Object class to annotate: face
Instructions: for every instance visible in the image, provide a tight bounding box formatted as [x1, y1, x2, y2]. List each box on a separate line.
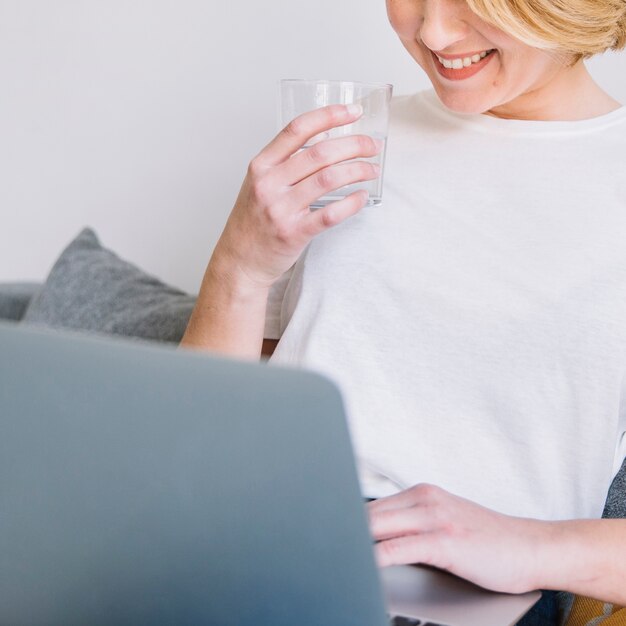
[386, 0, 577, 119]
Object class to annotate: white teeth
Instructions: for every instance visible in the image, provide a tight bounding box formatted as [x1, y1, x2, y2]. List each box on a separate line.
[436, 50, 493, 69]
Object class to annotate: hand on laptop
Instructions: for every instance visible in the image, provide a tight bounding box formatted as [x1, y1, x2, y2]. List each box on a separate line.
[370, 484, 626, 605]
[368, 484, 552, 595]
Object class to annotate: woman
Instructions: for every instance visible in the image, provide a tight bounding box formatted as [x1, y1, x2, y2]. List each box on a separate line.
[181, 0, 626, 622]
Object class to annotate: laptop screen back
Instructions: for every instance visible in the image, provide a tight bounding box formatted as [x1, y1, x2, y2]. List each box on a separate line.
[0, 323, 388, 626]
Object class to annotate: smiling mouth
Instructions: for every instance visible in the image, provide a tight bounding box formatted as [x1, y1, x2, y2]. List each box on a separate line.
[429, 47, 497, 81]
[434, 49, 496, 69]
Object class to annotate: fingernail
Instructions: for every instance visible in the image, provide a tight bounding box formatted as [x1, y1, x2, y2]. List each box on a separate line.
[346, 103, 363, 117]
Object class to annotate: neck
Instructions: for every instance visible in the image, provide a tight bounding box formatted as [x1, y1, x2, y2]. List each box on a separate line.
[484, 61, 622, 121]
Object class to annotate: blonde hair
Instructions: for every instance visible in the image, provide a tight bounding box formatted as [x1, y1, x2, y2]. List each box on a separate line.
[465, 0, 626, 64]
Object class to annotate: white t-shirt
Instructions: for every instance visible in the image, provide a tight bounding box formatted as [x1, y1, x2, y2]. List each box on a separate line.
[265, 88, 626, 521]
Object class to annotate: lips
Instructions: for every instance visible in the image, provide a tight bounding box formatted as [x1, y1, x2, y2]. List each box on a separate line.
[430, 48, 496, 81]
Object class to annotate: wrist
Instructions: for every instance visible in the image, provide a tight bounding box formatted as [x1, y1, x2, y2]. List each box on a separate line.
[204, 244, 273, 302]
[180, 247, 270, 358]
[529, 520, 597, 593]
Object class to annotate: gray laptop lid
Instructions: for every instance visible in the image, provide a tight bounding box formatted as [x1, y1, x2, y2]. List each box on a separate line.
[0, 322, 388, 626]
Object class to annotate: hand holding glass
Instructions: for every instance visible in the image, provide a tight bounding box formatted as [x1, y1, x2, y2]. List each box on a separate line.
[279, 79, 393, 208]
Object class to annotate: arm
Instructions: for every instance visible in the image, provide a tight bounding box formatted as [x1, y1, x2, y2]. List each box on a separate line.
[179, 249, 271, 360]
[541, 518, 626, 603]
[179, 103, 382, 360]
[368, 484, 626, 605]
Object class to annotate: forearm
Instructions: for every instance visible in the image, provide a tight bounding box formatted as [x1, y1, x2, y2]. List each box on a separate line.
[537, 519, 626, 604]
[179, 250, 270, 361]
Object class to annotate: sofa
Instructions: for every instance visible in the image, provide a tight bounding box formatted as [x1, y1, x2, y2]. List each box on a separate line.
[2, 226, 625, 521]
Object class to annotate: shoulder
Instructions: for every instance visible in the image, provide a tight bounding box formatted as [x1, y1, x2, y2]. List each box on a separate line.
[390, 90, 433, 121]
[386, 89, 459, 158]
[388, 88, 465, 139]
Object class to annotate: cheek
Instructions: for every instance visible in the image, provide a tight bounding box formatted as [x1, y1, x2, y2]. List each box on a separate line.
[386, 0, 420, 40]
[497, 49, 549, 86]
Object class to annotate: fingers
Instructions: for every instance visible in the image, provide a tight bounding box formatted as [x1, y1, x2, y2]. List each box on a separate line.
[369, 484, 446, 514]
[258, 104, 364, 167]
[291, 159, 380, 214]
[374, 533, 446, 568]
[280, 134, 384, 187]
[367, 486, 454, 569]
[370, 506, 438, 542]
[369, 493, 418, 515]
[302, 190, 370, 237]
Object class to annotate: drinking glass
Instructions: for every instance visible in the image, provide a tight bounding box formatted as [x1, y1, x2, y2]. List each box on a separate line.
[278, 79, 393, 208]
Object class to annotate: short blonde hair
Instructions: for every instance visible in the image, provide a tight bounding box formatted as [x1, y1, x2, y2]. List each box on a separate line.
[465, 0, 626, 64]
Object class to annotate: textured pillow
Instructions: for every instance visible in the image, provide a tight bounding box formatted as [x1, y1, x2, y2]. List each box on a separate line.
[604, 457, 626, 519]
[0, 282, 41, 321]
[22, 228, 196, 343]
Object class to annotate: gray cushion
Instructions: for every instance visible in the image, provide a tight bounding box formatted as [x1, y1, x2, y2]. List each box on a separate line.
[604, 458, 626, 519]
[22, 228, 196, 343]
[0, 282, 41, 321]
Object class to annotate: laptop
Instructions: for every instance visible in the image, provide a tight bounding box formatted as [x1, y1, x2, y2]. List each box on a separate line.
[0, 321, 540, 626]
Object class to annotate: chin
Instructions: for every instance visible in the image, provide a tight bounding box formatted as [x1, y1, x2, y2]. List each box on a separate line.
[434, 88, 494, 115]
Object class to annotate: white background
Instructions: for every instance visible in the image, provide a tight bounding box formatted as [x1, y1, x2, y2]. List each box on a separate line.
[1, 1, 625, 293]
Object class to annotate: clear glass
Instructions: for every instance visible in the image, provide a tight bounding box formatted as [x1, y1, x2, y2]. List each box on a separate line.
[278, 79, 393, 208]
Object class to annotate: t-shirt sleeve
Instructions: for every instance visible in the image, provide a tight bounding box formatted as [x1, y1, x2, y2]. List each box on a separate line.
[263, 266, 294, 340]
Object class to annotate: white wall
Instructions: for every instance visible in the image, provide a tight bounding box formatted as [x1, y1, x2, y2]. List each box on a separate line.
[1, 1, 625, 293]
